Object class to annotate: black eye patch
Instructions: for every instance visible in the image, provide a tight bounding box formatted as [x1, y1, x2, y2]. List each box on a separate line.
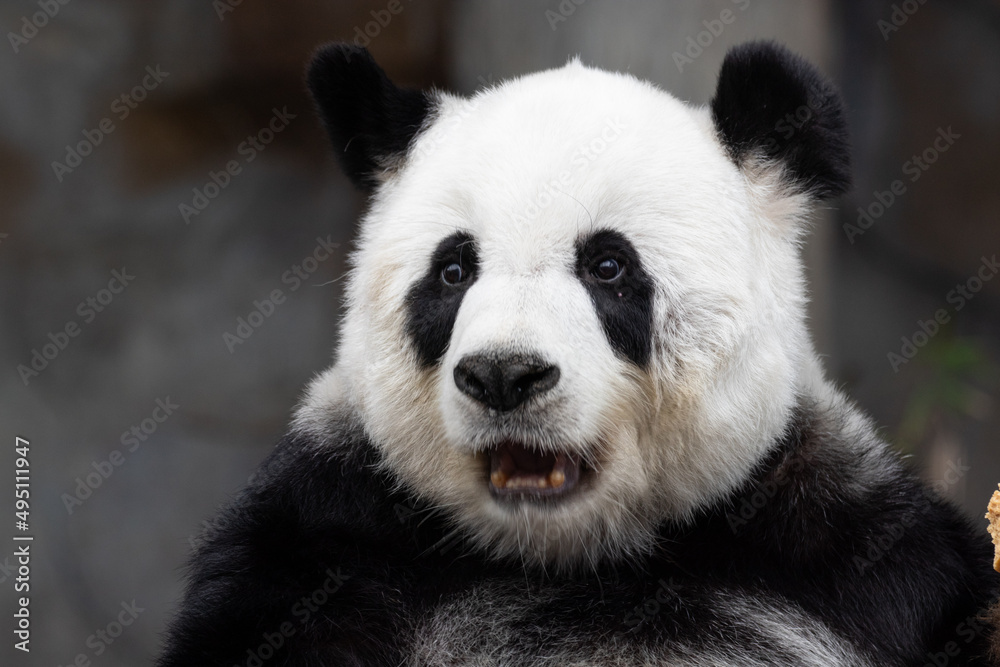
[405, 232, 479, 366]
[575, 230, 653, 367]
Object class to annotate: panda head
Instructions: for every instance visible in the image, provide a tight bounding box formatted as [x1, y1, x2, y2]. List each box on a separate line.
[299, 42, 850, 568]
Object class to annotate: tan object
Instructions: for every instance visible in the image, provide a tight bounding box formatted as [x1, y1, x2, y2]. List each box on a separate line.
[986, 486, 1000, 573]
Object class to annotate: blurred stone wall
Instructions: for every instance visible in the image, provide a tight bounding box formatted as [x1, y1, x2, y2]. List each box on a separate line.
[0, 1, 449, 664]
[831, 1, 1000, 508]
[0, 1, 996, 665]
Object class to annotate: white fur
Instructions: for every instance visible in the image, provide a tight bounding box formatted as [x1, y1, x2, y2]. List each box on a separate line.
[406, 583, 873, 666]
[296, 59, 820, 568]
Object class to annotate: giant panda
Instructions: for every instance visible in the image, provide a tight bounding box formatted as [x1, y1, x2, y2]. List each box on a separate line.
[158, 41, 999, 666]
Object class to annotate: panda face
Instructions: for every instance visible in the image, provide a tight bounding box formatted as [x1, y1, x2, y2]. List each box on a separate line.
[302, 44, 850, 567]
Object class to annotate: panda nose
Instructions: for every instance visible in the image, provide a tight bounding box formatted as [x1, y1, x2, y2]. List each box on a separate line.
[454, 354, 560, 412]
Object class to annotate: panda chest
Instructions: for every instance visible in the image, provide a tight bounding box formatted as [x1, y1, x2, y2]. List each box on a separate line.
[403, 580, 869, 667]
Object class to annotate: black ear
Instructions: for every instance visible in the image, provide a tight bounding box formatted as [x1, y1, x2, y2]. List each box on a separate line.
[711, 41, 850, 199]
[307, 43, 433, 191]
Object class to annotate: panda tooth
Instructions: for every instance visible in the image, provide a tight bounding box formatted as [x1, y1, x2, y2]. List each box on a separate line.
[491, 471, 508, 488]
[504, 475, 549, 489]
[549, 470, 565, 488]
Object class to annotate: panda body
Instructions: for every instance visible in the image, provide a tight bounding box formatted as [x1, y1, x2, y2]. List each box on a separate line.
[159, 43, 997, 666]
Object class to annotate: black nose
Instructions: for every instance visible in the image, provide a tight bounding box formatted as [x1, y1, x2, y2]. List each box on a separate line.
[454, 354, 560, 412]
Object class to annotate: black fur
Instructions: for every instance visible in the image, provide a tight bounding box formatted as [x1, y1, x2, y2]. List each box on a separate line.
[575, 229, 654, 367]
[697, 404, 997, 664]
[405, 232, 479, 366]
[711, 41, 851, 199]
[307, 43, 433, 191]
[157, 400, 998, 665]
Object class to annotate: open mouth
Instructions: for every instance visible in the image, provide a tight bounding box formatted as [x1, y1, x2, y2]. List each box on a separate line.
[488, 441, 583, 499]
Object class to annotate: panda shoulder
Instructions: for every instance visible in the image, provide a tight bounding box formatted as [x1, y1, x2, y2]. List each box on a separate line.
[190, 416, 418, 573]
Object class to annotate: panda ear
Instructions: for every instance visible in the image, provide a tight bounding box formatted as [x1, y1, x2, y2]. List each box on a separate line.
[307, 43, 434, 191]
[710, 41, 851, 199]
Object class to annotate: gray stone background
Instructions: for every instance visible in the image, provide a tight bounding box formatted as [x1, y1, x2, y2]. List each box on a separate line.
[0, 0, 998, 664]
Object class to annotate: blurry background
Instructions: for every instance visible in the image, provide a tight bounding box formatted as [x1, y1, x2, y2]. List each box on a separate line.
[0, 0, 998, 664]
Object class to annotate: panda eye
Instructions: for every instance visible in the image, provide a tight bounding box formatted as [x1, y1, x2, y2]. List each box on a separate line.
[592, 257, 624, 282]
[441, 262, 468, 286]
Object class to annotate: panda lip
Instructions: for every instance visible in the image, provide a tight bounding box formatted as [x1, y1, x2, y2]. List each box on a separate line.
[487, 441, 582, 498]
